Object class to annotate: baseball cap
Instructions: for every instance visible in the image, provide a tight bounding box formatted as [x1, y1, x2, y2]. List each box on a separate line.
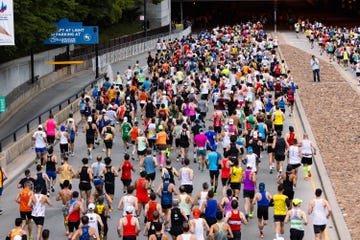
[87, 117, 92, 122]
[102, 109, 106, 113]
[123, 117, 128, 122]
[229, 119, 234, 124]
[246, 162, 252, 168]
[38, 124, 43, 129]
[158, 125, 164, 130]
[88, 203, 95, 210]
[193, 208, 201, 218]
[293, 198, 302, 206]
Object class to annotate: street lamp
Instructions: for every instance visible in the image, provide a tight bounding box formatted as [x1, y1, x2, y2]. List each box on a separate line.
[274, 0, 278, 33]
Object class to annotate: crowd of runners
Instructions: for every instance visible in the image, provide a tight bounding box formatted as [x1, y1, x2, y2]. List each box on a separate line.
[294, 19, 360, 85]
[3, 22, 334, 240]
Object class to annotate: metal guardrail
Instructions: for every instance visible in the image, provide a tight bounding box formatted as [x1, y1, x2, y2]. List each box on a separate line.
[0, 74, 105, 153]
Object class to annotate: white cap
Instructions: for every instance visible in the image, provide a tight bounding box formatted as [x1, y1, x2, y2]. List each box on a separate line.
[125, 205, 134, 214]
[87, 117, 92, 122]
[123, 117, 128, 122]
[88, 203, 95, 210]
[229, 119, 234, 124]
[14, 236, 22, 240]
[38, 124, 43, 129]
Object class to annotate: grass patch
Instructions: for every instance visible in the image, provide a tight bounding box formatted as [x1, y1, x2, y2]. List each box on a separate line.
[99, 21, 143, 42]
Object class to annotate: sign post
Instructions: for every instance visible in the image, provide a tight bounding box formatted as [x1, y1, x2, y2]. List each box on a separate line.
[0, 96, 6, 112]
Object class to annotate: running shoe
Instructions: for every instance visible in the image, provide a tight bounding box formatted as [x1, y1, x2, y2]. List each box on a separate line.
[51, 186, 55, 192]
[0, 209, 3, 215]
[249, 212, 254, 218]
[260, 232, 264, 238]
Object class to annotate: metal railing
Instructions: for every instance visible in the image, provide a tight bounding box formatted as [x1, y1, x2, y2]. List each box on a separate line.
[0, 74, 105, 152]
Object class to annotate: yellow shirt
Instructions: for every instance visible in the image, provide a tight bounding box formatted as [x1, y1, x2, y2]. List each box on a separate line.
[0, 169, 3, 188]
[230, 166, 243, 183]
[273, 194, 287, 216]
[60, 163, 72, 184]
[274, 110, 283, 125]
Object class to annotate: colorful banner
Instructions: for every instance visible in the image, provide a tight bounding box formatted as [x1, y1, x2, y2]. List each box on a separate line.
[0, 0, 14, 45]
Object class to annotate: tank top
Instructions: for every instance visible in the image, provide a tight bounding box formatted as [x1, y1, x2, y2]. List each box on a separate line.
[290, 209, 304, 231]
[147, 201, 158, 222]
[121, 161, 132, 180]
[198, 191, 208, 210]
[180, 168, 192, 186]
[287, 132, 295, 145]
[289, 146, 301, 165]
[214, 112, 222, 127]
[144, 156, 155, 174]
[230, 166, 242, 183]
[161, 182, 172, 206]
[59, 163, 72, 184]
[193, 218, 205, 240]
[46, 119, 56, 136]
[59, 131, 68, 144]
[180, 130, 189, 143]
[46, 154, 56, 172]
[123, 215, 136, 236]
[301, 140, 313, 157]
[257, 191, 269, 206]
[68, 199, 80, 221]
[312, 199, 327, 225]
[104, 166, 115, 184]
[36, 173, 47, 194]
[274, 110, 283, 125]
[10, 228, 23, 240]
[136, 178, 149, 202]
[223, 196, 233, 216]
[205, 199, 218, 218]
[171, 208, 183, 227]
[86, 123, 95, 137]
[227, 142, 239, 157]
[243, 170, 255, 191]
[165, 166, 175, 184]
[19, 188, 32, 212]
[283, 172, 294, 192]
[137, 136, 147, 151]
[179, 194, 191, 216]
[86, 212, 99, 234]
[122, 195, 136, 216]
[265, 97, 273, 113]
[228, 210, 242, 231]
[148, 221, 162, 237]
[258, 123, 266, 141]
[32, 194, 45, 217]
[221, 159, 230, 179]
[214, 222, 228, 240]
[273, 194, 287, 216]
[181, 233, 192, 240]
[275, 137, 286, 156]
[80, 166, 90, 182]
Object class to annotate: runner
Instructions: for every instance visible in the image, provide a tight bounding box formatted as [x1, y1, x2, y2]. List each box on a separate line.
[176, 222, 196, 240]
[66, 114, 77, 157]
[193, 128, 209, 171]
[100, 157, 118, 200]
[209, 211, 234, 240]
[95, 196, 110, 240]
[242, 163, 256, 220]
[178, 159, 194, 195]
[270, 183, 290, 240]
[165, 199, 188, 239]
[308, 188, 332, 240]
[71, 215, 100, 240]
[56, 156, 75, 189]
[118, 154, 135, 193]
[32, 125, 47, 164]
[91, 155, 105, 180]
[189, 208, 209, 240]
[33, 164, 50, 196]
[29, 185, 53, 240]
[144, 192, 163, 223]
[83, 117, 98, 160]
[120, 117, 132, 152]
[67, 191, 85, 240]
[285, 199, 308, 240]
[101, 123, 115, 157]
[287, 139, 302, 177]
[224, 199, 248, 240]
[135, 170, 150, 216]
[143, 149, 158, 188]
[117, 186, 138, 217]
[277, 165, 297, 209]
[206, 147, 221, 193]
[148, 216, 167, 240]
[6, 218, 28, 240]
[299, 134, 316, 181]
[272, 131, 289, 177]
[56, 125, 70, 160]
[252, 182, 272, 238]
[76, 158, 93, 205]
[177, 185, 193, 220]
[55, 179, 72, 235]
[156, 174, 177, 216]
[16, 181, 34, 239]
[43, 147, 57, 194]
[135, 130, 148, 167]
[229, 159, 243, 198]
[44, 113, 57, 146]
[201, 190, 222, 227]
[86, 203, 104, 237]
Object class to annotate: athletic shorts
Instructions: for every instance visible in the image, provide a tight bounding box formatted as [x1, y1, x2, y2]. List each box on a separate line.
[20, 211, 32, 221]
[274, 124, 283, 133]
[301, 156, 313, 165]
[170, 226, 183, 237]
[230, 182, 241, 191]
[123, 236, 137, 240]
[121, 179, 132, 187]
[60, 143, 69, 153]
[290, 228, 304, 240]
[46, 170, 56, 179]
[122, 135, 131, 142]
[105, 182, 115, 195]
[79, 182, 92, 191]
[209, 170, 220, 179]
[257, 206, 269, 220]
[214, 126, 222, 133]
[146, 172, 156, 181]
[175, 139, 181, 148]
[32, 216, 45, 226]
[221, 178, 229, 186]
[229, 230, 241, 240]
[243, 190, 255, 199]
[275, 154, 286, 161]
[157, 144, 167, 151]
[205, 217, 217, 227]
[86, 136, 95, 145]
[274, 214, 286, 222]
[197, 149, 207, 157]
[137, 149, 146, 156]
[46, 136, 55, 144]
[182, 184, 193, 194]
[104, 141, 113, 149]
[35, 147, 46, 153]
[289, 163, 301, 170]
[313, 224, 326, 234]
[288, 100, 294, 106]
[68, 220, 80, 233]
[284, 190, 294, 201]
[267, 146, 274, 153]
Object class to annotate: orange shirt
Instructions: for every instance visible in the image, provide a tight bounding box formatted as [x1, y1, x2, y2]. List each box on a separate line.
[19, 188, 32, 212]
[139, 92, 147, 102]
[131, 127, 139, 141]
[156, 131, 167, 145]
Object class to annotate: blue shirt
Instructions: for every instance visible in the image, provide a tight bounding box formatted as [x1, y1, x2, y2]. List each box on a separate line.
[205, 131, 217, 150]
[207, 151, 221, 171]
[144, 156, 155, 174]
[143, 81, 151, 92]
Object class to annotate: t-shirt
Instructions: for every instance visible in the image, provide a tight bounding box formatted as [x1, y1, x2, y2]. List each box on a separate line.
[207, 151, 221, 171]
[194, 134, 207, 148]
[32, 130, 47, 148]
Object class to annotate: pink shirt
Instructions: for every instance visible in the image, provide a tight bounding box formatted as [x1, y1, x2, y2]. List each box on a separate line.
[46, 119, 56, 136]
[194, 133, 207, 148]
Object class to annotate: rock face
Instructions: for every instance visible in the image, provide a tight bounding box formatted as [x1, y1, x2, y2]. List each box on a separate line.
[279, 43, 360, 239]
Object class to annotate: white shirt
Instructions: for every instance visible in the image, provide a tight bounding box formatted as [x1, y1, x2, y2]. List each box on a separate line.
[193, 218, 205, 240]
[33, 130, 47, 148]
[86, 212, 100, 234]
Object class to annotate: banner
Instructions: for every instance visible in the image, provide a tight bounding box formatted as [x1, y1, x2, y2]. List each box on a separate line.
[0, 0, 15, 46]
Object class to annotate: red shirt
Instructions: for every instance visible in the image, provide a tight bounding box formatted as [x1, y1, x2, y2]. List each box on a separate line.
[121, 161, 132, 180]
[123, 215, 137, 236]
[221, 159, 230, 179]
[228, 210, 242, 231]
[136, 178, 150, 204]
[147, 201, 158, 222]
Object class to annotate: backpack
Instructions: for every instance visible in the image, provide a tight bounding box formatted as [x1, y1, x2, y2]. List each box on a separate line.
[80, 226, 90, 240]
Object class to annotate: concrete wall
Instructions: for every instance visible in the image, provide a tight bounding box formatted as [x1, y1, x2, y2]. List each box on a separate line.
[0, 47, 67, 97]
[147, 0, 171, 28]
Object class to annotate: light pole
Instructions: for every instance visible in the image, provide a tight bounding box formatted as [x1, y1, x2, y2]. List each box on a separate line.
[144, 0, 147, 38]
[274, 0, 277, 33]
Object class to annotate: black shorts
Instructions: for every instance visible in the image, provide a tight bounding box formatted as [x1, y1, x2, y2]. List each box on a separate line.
[289, 163, 301, 170]
[79, 182, 92, 191]
[288, 100, 294, 106]
[221, 178, 229, 186]
[182, 184, 193, 194]
[290, 228, 305, 240]
[68, 220, 80, 233]
[274, 124, 283, 133]
[161, 204, 172, 210]
[105, 182, 115, 195]
[137, 149, 146, 156]
[205, 217, 217, 227]
[32, 216, 45, 226]
[86, 136, 95, 145]
[180, 142, 190, 148]
[47, 136, 55, 144]
[243, 190, 255, 199]
[230, 182, 241, 191]
[123, 237, 137, 240]
[60, 182, 72, 190]
[170, 226, 183, 237]
[121, 179, 132, 187]
[284, 189, 294, 201]
[275, 154, 286, 161]
[146, 172, 156, 181]
[60, 143, 69, 153]
[104, 141, 113, 149]
[257, 206, 269, 220]
[267, 145, 274, 153]
[175, 139, 181, 148]
[313, 224, 326, 234]
[229, 230, 241, 240]
[157, 144, 167, 151]
[189, 115, 196, 122]
[301, 156, 312, 165]
[209, 170, 220, 179]
[274, 215, 286, 222]
[214, 126, 222, 133]
[20, 211, 32, 221]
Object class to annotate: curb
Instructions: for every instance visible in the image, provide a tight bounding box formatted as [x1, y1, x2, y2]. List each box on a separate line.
[275, 32, 352, 240]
